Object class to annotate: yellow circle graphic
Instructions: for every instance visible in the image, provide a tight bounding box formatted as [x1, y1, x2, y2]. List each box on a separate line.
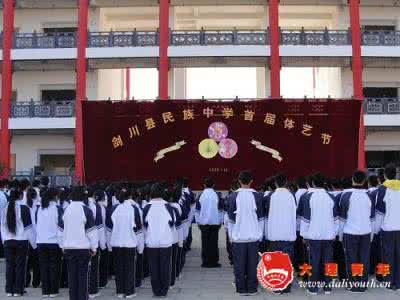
[198, 139, 219, 159]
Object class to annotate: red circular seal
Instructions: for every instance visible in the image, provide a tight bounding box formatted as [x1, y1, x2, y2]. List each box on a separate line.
[257, 251, 294, 292]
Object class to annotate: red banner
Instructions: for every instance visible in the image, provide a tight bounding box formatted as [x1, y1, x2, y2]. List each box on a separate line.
[82, 99, 361, 189]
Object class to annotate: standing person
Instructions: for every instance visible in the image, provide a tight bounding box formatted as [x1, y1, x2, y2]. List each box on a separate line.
[106, 188, 143, 298]
[143, 183, 175, 298]
[0, 179, 9, 260]
[297, 173, 339, 295]
[375, 164, 400, 290]
[367, 174, 381, 277]
[131, 188, 145, 289]
[195, 177, 223, 268]
[227, 171, 265, 296]
[58, 188, 70, 289]
[58, 186, 98, 300]
[264, 173, 297, 294]
[35, 188, 62, 298]
[1, 188, 37, 297]
[94, 190, 109, 290]
[338, 170, 375, 293]
[294, 176, 308, 272]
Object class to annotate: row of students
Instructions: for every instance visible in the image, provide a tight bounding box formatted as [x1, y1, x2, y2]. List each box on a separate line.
[0, 179, 195, 299]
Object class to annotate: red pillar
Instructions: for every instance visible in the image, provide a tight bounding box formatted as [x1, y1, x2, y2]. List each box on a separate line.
[158, 0, 169, 100]
[125, 68, 131, 100]
[349, 0, 365, 169]
[1, 0, 15, 178]
[268, 0, 280, 98]
[75, 0, 89, 183]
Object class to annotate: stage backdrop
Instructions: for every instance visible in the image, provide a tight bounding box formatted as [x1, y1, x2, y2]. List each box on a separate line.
[82, 99, 362, 189]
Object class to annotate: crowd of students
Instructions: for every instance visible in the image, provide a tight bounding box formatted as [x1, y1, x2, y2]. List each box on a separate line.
[0, 177, 195, 299]
[0, 164, 400, 299]
[194, 164, 400, 295]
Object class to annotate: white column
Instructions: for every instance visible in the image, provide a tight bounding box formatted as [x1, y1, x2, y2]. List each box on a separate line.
[174, 68, 187, 99]
[256, 5, 270, 98]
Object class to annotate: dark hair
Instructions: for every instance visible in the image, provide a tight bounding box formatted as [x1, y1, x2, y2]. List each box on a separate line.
[20, 178, 30, 191]
[150, 183, 165, 199]
[41, 188, 58, 209]
[40, 176, 49, 187]
[0, 179, 8, 189]
[94, 190, 105, 203]
[368, 175, 379, 188]
[32, 179, 40, 188]
[341, 176, 353, 189]
[295, 176, 307, 189]
[312, 173, 326, 188]
[118, 188, 129, 203]
[275, 173, 287, 188]
[204, 177, 214, 188]
[7, 189, 21, 235]
[59, 188, 70, 207]
[377, 168, 385, 184]
[384, 163, 397, 180]
[353, 170, 367, 185]
[70, 186, 84, 202]
[330, 178, 342, 190]
[26, 187, 37, 208]
[238, 170, 253, 185]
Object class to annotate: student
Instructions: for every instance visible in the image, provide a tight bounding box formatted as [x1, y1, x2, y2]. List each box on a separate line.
[58, 186, 98, 300]
[94, 190, 109, 290]
[35, 188, 62, 297]
[1, 188, 37, 297]
[264, 173, 297, 294]
[143, 183, 175, 298]
[367, 174, 381, 277]
[338, 171, 375, 292]
[0, 179, 9, 260]
[223, 181, 239, 266]
[297, 173, 338, 295]
[106, 188, 143, 298]
[195, 177, 223, 268]
[227, 171, 264, 296]
[58, 188, 70, 289]
[375, 164, 400, 290]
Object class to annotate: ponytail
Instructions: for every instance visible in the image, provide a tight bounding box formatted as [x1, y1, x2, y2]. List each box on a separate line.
[26, 187, 37, 208]
[7, 189, 21, 235]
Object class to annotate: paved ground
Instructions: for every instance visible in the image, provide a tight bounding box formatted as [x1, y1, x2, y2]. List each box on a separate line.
[1, 227, 399, 299]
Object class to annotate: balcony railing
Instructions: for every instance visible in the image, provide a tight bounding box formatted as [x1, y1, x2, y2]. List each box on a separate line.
[10, 101, 75, 118]
[364, 98, 400, 114]
[12, 171, 73, 187]
[9, 29, 400, 49]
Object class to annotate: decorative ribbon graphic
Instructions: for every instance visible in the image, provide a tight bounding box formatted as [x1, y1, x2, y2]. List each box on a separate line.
[250, 140, 283, 162]
[154, 141, 186, 163]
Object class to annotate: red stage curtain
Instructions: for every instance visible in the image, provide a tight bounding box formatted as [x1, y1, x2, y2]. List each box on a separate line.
[82, 99, 361, 189]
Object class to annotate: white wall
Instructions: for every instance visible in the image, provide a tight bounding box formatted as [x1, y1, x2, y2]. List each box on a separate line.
[366, 131, 400, 151]
[12, 70, 98, 101]
[97, 69, 124, 100]
[11, 134, 74, 171]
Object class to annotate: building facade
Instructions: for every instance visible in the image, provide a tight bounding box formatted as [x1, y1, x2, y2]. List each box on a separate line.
[0, 0, 399, 184]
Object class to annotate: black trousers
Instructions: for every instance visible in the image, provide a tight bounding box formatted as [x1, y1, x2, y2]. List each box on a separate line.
[232, 242, 259, 294]
[38, 244, 61, 295]
[170, 244, 178, 287]
[65, 249, 91, 300]
[4, 241, 29, 295]
[381, 230, 400, 289]
[333, 238, 347, 279]
[225, 230, 233, 265]
[135, 252, 143, 287]
[343, 233, 370, 289]
[143, 249, 149, 278]
[60, 253, 69, 288]
[147, 247, 172, 297]
[294, 232, 305, 272]
[305, 240, 333, 293]
[199, 225, 220, 267]
[112, 247, 136, 296]
[89, 249, 100, 295]
[185, 225, 193, 251]
[99, 249, 109, 288]
[176, 246, 183, 278]
[370, 233, 382, 276]
[0, 234, 4, 258]
[26, 245, 40, 288]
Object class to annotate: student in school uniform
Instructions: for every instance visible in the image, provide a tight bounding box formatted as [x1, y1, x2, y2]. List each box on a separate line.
[375, 164, 400, 290]
[58, 186, 98, 300]
[1, 188, 37, 297]
[143, 183, 175, 298]
[227, 171, 265, 296]
[35, 188, 63, 298]
[86, 188, 105, 299]
[293, 176, 308, 272]
[297, 173, 338, 295]
[93, 190, 109, 290]
[58, 188, 70, 289]
[367, 175, 381, 276]
[0, 179, 9, 260]
[338, 171, 375, 292]
[223, 181, 239, 266]
[195, 177, 223, 268]
[264, 173, 297, 294]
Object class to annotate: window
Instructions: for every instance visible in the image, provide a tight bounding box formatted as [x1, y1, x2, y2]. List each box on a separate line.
[363, 87, 398, 98]
[362, 25, 395, 31]
[41, 89, 76, 103]
[366, 151, 400, 168]
[43, 27, 77, 35]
